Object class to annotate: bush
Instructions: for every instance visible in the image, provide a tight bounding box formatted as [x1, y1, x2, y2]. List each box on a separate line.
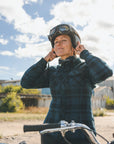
[0, 85, 41, 95]
[106, 97, 114, 109]
[93, 108, 105, 117]
[0, 92, 24, 112]
[21, 88, 41, 95]
[0, 85, 2, 93]
[0, 85, 41, 112]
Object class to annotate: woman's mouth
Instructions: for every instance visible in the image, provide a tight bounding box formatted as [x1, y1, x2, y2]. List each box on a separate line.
[58, 47, 64, 50]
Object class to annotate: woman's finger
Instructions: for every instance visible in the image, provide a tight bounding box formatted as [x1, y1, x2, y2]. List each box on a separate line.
[75, 41, 80, 49]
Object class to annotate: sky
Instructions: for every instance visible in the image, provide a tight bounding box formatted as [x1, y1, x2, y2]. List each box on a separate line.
[0, 0, 114, 80]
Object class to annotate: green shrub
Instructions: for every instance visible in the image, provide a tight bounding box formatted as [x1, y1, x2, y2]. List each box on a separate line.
[0, 85, 2, 93]
[0, 134, 3, 139]
[0, 92, 24, 112]
[0, 85, 41, 112]
[0, 85, 41, 95]
[21, 88, 41, 95]
[106, 97, 114, 109]
[0, 85, 20, 93]
[2, 85, 14, 93]
[93, 108, 105, 116]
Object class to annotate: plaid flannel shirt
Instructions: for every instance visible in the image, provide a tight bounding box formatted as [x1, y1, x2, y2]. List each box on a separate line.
[21, 50, 113, 143]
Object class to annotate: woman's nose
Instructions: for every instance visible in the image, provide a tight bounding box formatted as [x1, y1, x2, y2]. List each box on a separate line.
[55, 40, 63, 46]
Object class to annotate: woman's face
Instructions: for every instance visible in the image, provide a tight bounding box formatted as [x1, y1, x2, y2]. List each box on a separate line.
[54, 35, 74, 60]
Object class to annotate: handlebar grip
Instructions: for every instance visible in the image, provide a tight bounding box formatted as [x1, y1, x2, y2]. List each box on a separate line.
[24, 123, 61, 132]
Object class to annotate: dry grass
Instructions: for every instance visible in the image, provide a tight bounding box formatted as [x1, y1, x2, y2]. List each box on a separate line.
[0, 107, 48, 121]
[0, 113, 46, 121]
[24, 107, 49, 114]
[0, 107, 113, 122]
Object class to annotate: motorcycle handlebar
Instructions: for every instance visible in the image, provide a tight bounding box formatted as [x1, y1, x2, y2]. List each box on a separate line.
[23, 120, 114, 144]
[24, 123, 61, 132]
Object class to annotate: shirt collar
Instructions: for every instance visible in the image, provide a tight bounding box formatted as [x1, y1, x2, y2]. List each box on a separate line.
[59, 56, 80, 66]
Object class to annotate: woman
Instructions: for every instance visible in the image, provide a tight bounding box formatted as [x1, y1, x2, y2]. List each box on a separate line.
[21, 24, 113, 144]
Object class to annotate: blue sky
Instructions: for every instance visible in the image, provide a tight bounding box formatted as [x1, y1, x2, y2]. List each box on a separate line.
[0, 0, 114, 80]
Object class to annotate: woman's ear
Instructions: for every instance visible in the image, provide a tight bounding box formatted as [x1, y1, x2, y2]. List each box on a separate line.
[73, 49, 76, 55]
[72, 47, 76, 55]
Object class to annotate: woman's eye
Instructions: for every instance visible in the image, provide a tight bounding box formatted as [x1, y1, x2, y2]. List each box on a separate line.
[54, 41, 58, 44]
[54, 39, 67, 45]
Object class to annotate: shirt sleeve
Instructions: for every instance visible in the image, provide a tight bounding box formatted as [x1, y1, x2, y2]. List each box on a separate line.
[80, 50, 113, 85]
[21, 58, 50, 89]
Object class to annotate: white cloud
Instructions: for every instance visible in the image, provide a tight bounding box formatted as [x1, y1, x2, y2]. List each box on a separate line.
[0, 38, 8, 45]
[24, 0, 43, 5]
[16, 71, 24, 77]
[15, 41, 51, 58]
[49, 0, 114, 67]
[0, 51, 14, 56]
[0, 0, 114, 68]
[50, 0, 92, 26]
[0, 0, 27, 24]
[24, 0, 38, 4]
[50, 0, 114, 28]
[0, 66, 9, 70]
[15, 34, 43, 44]
[15, 17, 48, 35]
[0, 0, 47, 36]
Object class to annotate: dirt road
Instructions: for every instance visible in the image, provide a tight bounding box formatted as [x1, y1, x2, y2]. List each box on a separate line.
[0, 113, 114, 144]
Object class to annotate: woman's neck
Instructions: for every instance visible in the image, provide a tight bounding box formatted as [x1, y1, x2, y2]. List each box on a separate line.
[60, 54, 74, 60]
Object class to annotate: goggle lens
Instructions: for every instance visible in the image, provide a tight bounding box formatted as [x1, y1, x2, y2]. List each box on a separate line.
[50, 28, 56, 35]
[59, 25, 69, 32]
[50, 25, 70, 36]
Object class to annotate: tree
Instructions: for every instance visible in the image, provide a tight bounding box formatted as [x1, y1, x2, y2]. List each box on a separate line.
[0, 85, 41, 112]
[0, 92, 24, 112]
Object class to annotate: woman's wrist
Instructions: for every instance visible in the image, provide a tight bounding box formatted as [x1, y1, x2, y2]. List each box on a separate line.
[44, 56, 49, 62]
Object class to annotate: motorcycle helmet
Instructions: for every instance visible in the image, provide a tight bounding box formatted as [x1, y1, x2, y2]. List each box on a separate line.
[48, 24, 81, 48]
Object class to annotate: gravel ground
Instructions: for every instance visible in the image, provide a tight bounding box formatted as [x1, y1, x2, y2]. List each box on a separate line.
[0, 113, 114, 144]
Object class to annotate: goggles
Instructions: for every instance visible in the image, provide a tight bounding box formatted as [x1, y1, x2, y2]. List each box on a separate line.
[48, 24, 77, 41]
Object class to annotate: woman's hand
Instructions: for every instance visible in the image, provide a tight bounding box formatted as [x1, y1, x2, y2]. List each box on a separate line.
[44, 48, 57, 62]
[75, 41, 86, 55]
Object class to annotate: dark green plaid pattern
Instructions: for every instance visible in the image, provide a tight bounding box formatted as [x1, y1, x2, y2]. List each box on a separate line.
[21, 50, 113, 143]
